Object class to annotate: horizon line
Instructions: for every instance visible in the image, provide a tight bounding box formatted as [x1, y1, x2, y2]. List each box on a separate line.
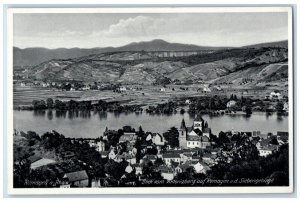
[13, 39, 288, 50]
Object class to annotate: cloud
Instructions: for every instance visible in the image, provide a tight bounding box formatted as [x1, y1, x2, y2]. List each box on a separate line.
[103, 15, 164, 37]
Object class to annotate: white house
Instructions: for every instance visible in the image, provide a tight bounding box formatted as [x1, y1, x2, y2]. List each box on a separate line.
[119, 86, 127, 92]
[185, 99, 191, 104]
[270, 91, 282, 99]
[193, 162, 210, 174]
[283, 102, 289, 112]
[151, 133, 165, 146]
[125, 164, 133, 173]
[162, 153, 181, 166]
[160, 87, 166, 92]
[96, 141, 105, 152]
[226, 100, 237, 108]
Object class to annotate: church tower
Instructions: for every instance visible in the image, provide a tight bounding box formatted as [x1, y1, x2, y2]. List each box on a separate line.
[193, 114, 204, 131]
[179, 119, 187, 149]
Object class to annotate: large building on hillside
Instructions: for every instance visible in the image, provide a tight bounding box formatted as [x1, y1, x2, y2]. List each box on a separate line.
[179, 115, 212, 149]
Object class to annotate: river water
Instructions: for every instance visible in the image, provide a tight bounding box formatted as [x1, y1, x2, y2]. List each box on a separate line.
[13, 110, 288, 138]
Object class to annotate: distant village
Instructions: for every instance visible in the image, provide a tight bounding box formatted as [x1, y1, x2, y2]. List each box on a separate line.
[16, 115, 289, 188]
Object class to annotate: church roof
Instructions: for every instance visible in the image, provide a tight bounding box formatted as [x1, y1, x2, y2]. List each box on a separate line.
[180, 119, 186, 129]
[203, 128, 211, 134]
[194, 115, 204, 122]
[187, 135, 200, 141]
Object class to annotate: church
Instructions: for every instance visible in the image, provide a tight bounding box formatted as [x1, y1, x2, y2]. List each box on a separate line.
[179, 115, 212, 149]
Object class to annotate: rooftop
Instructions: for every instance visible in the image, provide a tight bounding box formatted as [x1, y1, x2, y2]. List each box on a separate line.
[64, 170, 88, 182]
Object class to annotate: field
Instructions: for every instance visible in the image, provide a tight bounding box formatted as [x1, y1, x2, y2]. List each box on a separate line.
[13, 83, 288, 108]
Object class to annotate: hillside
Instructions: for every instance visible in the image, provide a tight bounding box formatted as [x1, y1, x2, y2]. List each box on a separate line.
[27, 43, 288, 87]
[13, 39, 227, 66]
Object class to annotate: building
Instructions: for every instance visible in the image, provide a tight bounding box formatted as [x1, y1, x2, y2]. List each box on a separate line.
[119, 86, 127, 92]
[283, 102, 289, 112]
[29, 155, 56, 170]
[258, 145, 278, 157]
[179, 116, 212, 149]
[193, 162, 211, 174]
[95, 140, 106, 152]
[162, 153, 181, 166]
[270, 91, 282, 99]
[119, 132, 137, 144]
[61, 170, 89, 188]
[145, 133, 165, 146]
[226, 100, 237, 108]
[156, 165, 174, 180]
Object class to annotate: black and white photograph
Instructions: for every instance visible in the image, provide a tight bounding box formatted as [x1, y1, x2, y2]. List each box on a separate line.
[7, 7, 294, 194]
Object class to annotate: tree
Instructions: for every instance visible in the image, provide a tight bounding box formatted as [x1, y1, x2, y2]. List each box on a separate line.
[46, 98, 53, 109]
[276, 102, 284, 112]
[245, 106, 252, 115]
[32, 100, 46, 110]
[163, 127, 179, 148]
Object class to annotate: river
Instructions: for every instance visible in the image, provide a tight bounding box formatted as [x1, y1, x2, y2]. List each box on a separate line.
[13, 110, 288, 138]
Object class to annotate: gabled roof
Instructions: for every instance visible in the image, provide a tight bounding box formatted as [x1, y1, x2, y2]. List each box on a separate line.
[203, 128, 211, 134]
[64, 170, 88, 182]
[162, 153, 181, 158]
[28, 155, 42, 163]
[143, 155, 157, 160]
[182, 153, 193, 157]
[187, 127, 193, 133]
[187, 135, 200, 141]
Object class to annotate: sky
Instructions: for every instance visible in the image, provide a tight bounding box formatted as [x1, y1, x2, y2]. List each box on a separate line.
[13, 12, 288, 49]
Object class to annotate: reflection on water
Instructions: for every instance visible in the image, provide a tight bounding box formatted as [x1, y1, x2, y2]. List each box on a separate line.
[14, 110, 289, 138]
[47, 110, 53, 120]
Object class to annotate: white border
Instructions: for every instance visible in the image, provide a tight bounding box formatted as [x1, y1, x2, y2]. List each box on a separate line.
[6, 6, 294, 195]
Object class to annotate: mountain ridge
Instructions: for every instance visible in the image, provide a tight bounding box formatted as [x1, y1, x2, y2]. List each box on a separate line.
[14, 39, 288, 66]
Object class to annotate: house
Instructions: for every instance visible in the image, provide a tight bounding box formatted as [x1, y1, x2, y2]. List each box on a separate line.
[193, 162, 211, 174]
[270, 91, 282, 99]
[108, 149, 117, 159]
[133, 164, 143, 175]
[258, 145, 278, 157]
[175, 162, 193, 175]
[119, 132, 137, 144]
[180, 153, 193, 163]
[226, 100, 237, 108]
[142, 155, 157, 164]
[202, 86, 211, 93]
[20, 82, 26, 87]
[61, 170, 89, 187]
[82, 85, 90, 91]
[283, 102, 289, 112]
[124, 153, 136, 164]
[146, 133, 165, 146]
[156, 165, 174, 181]
[29, 156, 56, 170]
[119, 86, 127, 92]
[125, 164, 133, 173]
[185, 99, 191, 104]
[95, 140, 106, 152]
[202, 153, 216, 165]
[162, 153, 181, 166]
[277, 131, 289, 144]
[160, 87, 166, 92]
[99, 151, 109, 158]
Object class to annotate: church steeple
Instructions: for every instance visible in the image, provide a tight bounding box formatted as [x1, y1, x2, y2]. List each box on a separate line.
[180, 118, 186, 129]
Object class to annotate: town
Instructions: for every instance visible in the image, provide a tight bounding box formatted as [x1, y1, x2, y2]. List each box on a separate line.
[13, 115, 289, 188]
